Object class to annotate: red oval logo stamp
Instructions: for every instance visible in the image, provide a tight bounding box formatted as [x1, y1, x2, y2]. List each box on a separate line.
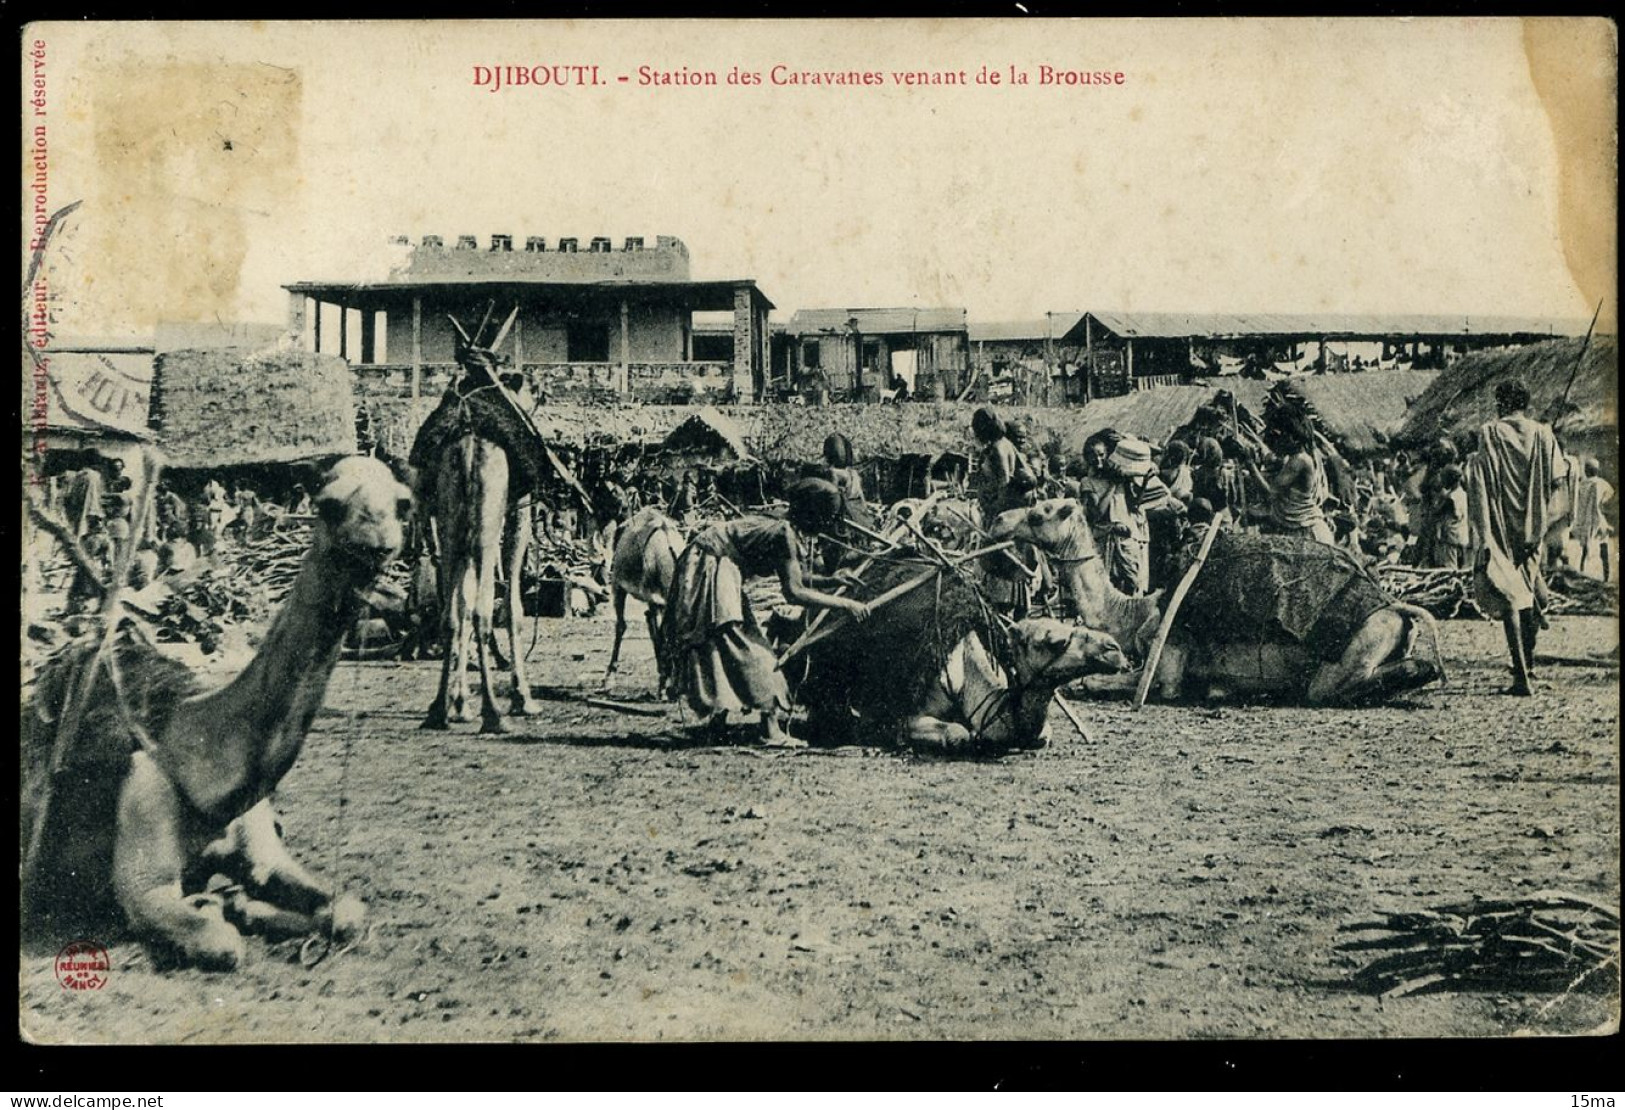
[55, 940, 111, 990]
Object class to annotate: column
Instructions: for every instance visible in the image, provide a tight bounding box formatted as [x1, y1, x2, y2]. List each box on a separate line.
[313, 300, 323, 355]
[756, 305, 768, 401]
[1045, 314, 1056, 404]
[731, 287, 752, 401]
[287, 291, 308, 350]
[411, 295, 423, 402]
[338, 300, 349, 361]
[619, 300, 631, 394]
[1084, 316, 1094, 403]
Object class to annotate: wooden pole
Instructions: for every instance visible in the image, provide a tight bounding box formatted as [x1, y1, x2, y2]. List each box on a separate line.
[778, 568, 943, 666]
[1546, 298, 1604, 422]
[1052, 693, 1091, 742]
[783, 506, 927, 659]
[1132, 508, 1227, 710]
[410, 295, 423, 402]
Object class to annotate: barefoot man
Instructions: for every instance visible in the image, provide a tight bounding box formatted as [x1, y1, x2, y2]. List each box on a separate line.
[1465, 381, 1564, 696]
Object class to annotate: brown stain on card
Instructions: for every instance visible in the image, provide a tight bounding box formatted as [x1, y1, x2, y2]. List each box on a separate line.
[1522, 18, 1618, 326]
[91, 62, 300, 323]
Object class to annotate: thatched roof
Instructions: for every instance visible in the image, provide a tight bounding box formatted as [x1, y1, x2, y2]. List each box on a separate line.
[1066, 370, 1436, 454]
[1269, 370, 1440, 453]
[150, 349, 356, 468]
[1396, 336, 1618, 448]
[662, 407, 751, 458]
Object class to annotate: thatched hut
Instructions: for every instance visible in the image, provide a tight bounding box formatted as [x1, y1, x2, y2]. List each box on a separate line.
[1395, 336, 1618, 473]
[662, 406, 751, 460]
[149, 349, 357, 471]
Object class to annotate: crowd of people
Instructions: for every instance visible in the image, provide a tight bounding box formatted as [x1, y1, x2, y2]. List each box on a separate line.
[35, 379, 1613, 725]
[47, 463, 320, 613]
[958, 384, 1613, 696]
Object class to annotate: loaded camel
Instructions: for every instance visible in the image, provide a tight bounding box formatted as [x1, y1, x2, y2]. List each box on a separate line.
[416, 310, 541, 733]
[22, 457, 411, 970]
[604, 505, 686, 695]
[990, 498, 1443, 705]
[785, 556, 1131, 755]
[903, 618, 1131, 755]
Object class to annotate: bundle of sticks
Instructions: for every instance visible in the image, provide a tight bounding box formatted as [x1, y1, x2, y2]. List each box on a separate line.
[225, 523, 313, 605]
[146, 565, 272, 653]
[1375, 566, 1481, 620]
[1338, 890, 1620, 998]
[1546, 565, 1618, 617]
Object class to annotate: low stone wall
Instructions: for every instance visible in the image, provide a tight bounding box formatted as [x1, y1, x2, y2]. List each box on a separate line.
[353, 366, 1145, 464]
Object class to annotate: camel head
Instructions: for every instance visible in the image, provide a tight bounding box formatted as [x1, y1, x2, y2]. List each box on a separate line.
[989, 498, 1098, 558]
[1007, 618, 1132, 687]
[313, 456, 412, 580]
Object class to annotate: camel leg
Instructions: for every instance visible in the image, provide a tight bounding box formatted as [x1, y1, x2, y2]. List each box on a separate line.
[645, 605, 666, 697]
[113, 754, 245, 970]
[902, 717, 976, 755]
[472, 540, 507, 734]
[423, 512, 465, 727]
[604, 585, 628, 688]
[422, 573, 462, 729]
[230, 801, 364, 941]
[450, 567, 477, 722]
[1307, 609, 1438, 705]
[505, 503, 538, 715]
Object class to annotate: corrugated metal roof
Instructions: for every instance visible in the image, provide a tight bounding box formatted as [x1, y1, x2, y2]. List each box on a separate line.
[968, 315, 1085, 343]
[786, 307, 967, 335]
[1069, 311, 1591, 341]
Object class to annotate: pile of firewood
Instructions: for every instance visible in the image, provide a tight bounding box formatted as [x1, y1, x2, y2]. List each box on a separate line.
[226, 521, 315, 605]
[144, 564, 272, 654]
[1377, 564, 1618, 620]
[1338, 891, 1619, 998]
[1546, 565, 1619, 617]
[1376, 566, 1482, 619]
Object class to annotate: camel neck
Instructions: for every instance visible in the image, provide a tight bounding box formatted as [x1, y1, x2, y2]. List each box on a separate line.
[1050, 520, 1117, 618]
[163, 537, 364, 819]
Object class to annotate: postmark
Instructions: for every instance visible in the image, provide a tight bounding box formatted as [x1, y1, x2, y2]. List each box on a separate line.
[55, 940, 111, 990]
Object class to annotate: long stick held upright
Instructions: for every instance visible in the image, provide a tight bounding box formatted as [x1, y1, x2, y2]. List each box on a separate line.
[1132, 508, 1228, 710]
[1547, 299, 1604, 423]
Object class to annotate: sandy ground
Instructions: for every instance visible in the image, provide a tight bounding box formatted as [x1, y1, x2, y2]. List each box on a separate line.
[20, 606, 1620, 1044]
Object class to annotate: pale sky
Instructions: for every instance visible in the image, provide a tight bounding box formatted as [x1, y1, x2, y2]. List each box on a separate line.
[27, 19, 1615, 336]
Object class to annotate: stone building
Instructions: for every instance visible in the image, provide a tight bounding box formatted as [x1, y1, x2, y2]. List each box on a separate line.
[284, 235, 774, 404]
[783, 307, 969, 401]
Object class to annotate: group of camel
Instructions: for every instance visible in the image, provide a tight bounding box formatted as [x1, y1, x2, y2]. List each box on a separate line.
[22, 324, 1447, 971]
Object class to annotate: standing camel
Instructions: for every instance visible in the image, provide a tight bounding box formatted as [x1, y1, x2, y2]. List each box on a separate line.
[418, 313, 540, 733]
[604, 506, 686, 694]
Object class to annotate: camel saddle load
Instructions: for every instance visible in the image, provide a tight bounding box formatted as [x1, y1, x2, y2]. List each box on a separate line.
[784, 559, 1130, 754]
[408, 349, 557, 497]
[1176, 531, 1395, 661]
[1169, 529, 1438, 696]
